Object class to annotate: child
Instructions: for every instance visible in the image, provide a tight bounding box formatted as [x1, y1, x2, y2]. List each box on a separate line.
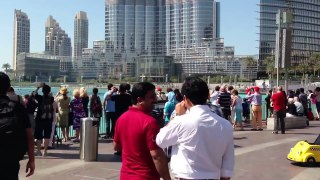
[242, 98, 250, 123]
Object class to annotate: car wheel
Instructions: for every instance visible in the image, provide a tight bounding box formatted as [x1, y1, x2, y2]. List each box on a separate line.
[307, 157, 316, 166]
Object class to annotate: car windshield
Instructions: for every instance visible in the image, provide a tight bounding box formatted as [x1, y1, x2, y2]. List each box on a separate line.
[314, 135, 320, 145]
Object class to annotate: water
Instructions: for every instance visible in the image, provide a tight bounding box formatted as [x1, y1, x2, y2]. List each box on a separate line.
[13, 87, 108, 99]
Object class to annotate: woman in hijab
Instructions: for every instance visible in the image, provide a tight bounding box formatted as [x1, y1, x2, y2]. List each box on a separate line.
[163, 91, 177, 125]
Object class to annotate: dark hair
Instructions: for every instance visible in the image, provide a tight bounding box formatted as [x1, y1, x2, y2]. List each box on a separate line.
[308, 90, 313, 93]
[132, 82, 155, 105]
[269, 90, 272, 94]
[42, 85, 51, 95]
[228, 86, 234, 92]
[174, 89, 183, 102]
[181, 76, 209, 105]
[167, 87, 173, 93]
[0, 72, 10, 94]
[107, 83, 113, 90]
[119, 83, 127, 92]
[296, 89, 301, 94]
[300, 88, 304, 93]
[93, 88, 98, 95]
[214, 86, 220, 91]
[232, 89, 239, 95]
[8, 87, 14, 92]
[125, 83, 131, 91]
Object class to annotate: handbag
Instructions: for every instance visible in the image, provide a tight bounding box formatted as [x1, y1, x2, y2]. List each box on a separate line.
[68, 110, 73, 126]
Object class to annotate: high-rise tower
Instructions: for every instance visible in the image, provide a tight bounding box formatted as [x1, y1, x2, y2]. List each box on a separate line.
[74, 11, 89, 57]
[45, 15, 72, 56]
[13, 9, 30, 70]
[105, 0, 166, 55]
[259, 0, 320, 64]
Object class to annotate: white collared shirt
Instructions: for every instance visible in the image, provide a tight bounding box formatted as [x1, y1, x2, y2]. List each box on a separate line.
[156, 105, 234, 179]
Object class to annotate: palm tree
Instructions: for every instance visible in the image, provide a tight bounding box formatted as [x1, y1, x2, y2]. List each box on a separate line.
[2, 63, 11, 74]
[309, 53, 320, 76]
[244, 56, 257, 80]
[263, 56, 275, 78]
[298, 63, 309, 77]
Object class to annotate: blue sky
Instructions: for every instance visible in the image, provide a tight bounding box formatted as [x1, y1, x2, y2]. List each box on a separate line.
[0, 0, 259, 67]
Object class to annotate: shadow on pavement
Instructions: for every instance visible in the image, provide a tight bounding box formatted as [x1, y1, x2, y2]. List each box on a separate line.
[98, 139, 113, 143]
[54, 144, 80, 151]
[290, 162, 320, 168]
[284, 132, 319, 135]
[98, 154, 122, 162]
[234, 137, 247, 140]
[46, 152, 80, 159]
[234, 145, 242, 148]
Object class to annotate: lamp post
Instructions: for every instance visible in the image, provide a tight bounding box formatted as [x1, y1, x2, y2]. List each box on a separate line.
[141, 74, 145, 82]
[220, 76, 223, 85]
[35, 76, 38, 83]
[81, 75, 83, 84]
[207, 75, 210, 85]
[119, 73, 122, 82]
[49, 76, 51, 85]
[165, 74, 168, 83]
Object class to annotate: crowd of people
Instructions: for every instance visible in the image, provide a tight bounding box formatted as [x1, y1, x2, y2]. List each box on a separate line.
[0, 72, 236, 180]
[3, 68, 320, 179]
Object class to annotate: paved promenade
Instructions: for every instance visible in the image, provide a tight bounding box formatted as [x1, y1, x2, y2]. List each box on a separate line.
[19, 122, 320, 180]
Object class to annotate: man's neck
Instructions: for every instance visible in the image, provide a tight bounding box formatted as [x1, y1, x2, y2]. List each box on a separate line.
[133, 105, 149, 113]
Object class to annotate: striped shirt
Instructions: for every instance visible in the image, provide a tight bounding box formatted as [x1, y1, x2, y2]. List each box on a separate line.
[218, 92, 232, 109]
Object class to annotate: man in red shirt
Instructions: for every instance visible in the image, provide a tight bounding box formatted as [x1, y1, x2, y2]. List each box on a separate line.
[271, 86, 286, 134]
[114, 82, 171, 180]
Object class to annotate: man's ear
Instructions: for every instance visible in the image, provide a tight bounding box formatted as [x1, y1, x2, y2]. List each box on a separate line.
[137, 97, 143, 104]
[184, 97, 193, 109]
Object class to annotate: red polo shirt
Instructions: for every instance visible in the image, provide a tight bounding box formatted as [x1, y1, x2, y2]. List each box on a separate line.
[271, 92, 286, 111]
[114, 106, 160, 180]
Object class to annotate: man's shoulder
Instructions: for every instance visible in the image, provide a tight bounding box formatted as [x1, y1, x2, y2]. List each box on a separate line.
[219, 92, 231, 97]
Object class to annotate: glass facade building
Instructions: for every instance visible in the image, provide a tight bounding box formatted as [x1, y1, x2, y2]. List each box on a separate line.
[165, 0, 220, 55]
[105, 0, 166, 56]
[259, 0, 320, 64]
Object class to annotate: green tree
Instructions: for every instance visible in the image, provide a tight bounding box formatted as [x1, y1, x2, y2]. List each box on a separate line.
[298, 63, 309, 77]
[244, 56, 257, 80]
[309, 53, 320, 76]
[263, 56, 275, 78]
[2, 63, 11, 74]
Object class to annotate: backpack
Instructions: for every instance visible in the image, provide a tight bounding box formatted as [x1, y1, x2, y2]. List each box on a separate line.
[38, 96, 53, 120]
[0, 98, 28, 162]
[26, 97, 37, 114]
[91, 96, 102, 117]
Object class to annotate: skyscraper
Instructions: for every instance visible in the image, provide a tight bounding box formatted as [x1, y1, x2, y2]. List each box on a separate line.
[165, 0, 220, 55]
[45, 16, 72, 56]
[259, 0, 320, 64]
[13, 9, 30, 71]
[74, 11, 89, 57]
[105, 0, 166, 55]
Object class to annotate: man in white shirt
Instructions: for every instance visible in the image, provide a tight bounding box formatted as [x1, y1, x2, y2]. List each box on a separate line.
[156, 77, 234, 180]
[210, 86, 220, 106]
[293, 97, 304, 116]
